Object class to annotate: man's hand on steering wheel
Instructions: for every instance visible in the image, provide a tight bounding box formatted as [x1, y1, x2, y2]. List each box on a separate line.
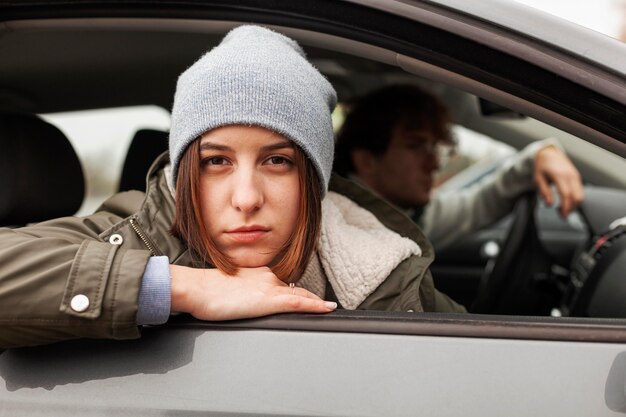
[534, 145, 584, 218]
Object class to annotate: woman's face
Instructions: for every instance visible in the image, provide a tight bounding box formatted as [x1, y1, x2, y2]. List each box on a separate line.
[199, 125, 301, 269]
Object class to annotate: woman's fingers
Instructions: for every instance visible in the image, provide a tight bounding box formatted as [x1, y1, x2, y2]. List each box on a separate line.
[261, 283, 334, 314]
[170, 265, 336, 321]
[238, 288, 336, 318]
[271, 295, 337, 314]
[283, 284, 324, 300]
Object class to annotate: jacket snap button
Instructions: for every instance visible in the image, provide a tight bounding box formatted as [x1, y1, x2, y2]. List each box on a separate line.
[109, 234, 124, 245]
[70, 294, 90, 312]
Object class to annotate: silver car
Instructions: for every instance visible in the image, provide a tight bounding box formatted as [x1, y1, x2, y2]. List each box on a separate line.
[1, 0, 626, 416]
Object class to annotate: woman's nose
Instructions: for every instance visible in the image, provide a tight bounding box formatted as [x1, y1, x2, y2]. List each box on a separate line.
[231, 168, 264, 213]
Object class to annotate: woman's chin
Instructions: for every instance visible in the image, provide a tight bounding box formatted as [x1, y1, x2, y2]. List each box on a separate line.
[229, 251, 277, 269]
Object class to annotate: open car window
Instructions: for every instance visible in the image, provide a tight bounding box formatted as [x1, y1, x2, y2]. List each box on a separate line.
[0, 4, 624, 323]
[32, 27, 626, 320]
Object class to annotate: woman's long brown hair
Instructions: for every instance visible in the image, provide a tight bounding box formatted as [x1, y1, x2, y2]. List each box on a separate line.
[171, 139, 321, 283]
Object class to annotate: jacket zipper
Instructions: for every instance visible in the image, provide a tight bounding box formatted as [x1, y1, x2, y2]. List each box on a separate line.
[129, 218, 163, 256]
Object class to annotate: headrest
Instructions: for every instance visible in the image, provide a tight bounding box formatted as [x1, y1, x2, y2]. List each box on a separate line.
[0, 113, 85, 225]
[119, 129, 168, 192]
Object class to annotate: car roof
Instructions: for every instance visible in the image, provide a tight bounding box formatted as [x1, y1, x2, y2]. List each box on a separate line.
[2, 0, 626, 107]
[427, 0, 626, 79]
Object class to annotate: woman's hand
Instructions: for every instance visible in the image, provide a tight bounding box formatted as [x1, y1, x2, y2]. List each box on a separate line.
[169, 265, 337, 321]
[534, 145, 584, 217]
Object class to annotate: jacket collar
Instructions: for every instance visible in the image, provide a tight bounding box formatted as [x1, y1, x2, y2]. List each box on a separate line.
[300, 191, 421, 309]
[136, 152, 189, 264]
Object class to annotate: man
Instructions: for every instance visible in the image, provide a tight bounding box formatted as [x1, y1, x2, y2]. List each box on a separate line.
[334, 84, 584, 250]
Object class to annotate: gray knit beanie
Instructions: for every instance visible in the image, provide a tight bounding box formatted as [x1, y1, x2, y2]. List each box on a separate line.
[169, 25, 337, 195]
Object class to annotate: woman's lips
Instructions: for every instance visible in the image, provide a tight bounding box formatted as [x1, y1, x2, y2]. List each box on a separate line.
[225, 226, 270, 243]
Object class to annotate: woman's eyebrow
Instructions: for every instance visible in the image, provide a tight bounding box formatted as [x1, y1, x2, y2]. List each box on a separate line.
[260, 141, 294, 152]
[199, 141, 231, 152]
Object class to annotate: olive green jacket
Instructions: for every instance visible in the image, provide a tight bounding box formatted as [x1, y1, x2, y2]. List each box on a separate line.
[0, 154, 464, 348]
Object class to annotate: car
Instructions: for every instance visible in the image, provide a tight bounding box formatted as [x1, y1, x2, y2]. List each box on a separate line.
[1, 0, 626, 415]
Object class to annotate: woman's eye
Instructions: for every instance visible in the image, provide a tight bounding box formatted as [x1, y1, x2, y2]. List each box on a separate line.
[267, 156, 291, 165]
[202, 157, 228, 166]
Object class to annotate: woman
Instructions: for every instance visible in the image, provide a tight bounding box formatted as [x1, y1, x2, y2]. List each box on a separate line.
[0, 25, 463, 349]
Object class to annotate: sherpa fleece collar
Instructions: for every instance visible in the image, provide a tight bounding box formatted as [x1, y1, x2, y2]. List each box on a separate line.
[299, 191, 421, 309]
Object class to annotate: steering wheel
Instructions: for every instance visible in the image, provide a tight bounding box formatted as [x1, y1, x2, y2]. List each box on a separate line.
[470, 192, 555, 314]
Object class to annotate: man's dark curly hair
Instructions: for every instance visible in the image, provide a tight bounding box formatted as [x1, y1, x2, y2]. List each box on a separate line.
[334, 84, 453, 176]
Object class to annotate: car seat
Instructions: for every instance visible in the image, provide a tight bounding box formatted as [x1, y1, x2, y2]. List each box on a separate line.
[118, 129, 168, 192]
[0, 113, 85, 226]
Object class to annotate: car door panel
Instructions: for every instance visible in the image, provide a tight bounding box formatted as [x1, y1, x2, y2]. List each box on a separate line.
[1, 316, 624, 417]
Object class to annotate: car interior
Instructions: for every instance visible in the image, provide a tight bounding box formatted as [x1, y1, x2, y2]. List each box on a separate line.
[0, 113, 84, 226]
[2, 18, 626, 321]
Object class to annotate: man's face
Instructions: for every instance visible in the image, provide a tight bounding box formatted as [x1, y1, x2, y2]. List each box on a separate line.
[360, 124, 441, 208]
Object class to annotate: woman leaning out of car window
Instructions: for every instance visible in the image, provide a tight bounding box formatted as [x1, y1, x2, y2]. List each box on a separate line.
[0, 25, 465, 349]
